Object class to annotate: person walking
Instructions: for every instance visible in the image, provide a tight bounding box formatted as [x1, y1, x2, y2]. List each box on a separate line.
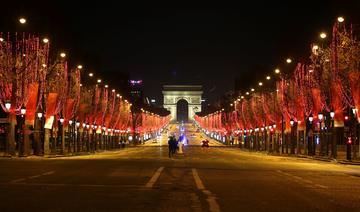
[168, 136, 173, 158]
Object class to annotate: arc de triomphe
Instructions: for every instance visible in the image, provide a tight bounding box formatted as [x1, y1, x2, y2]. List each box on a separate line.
[162, 85, 203, 121]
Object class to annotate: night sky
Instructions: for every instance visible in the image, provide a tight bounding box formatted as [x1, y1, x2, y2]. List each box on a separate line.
[1, 1, 360, 104]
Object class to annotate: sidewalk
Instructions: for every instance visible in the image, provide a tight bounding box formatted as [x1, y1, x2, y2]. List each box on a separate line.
[241, 148, 360, 166]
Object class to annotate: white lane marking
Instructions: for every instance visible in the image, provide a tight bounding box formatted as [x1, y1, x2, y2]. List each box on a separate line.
[192, 169, 221, 212]
[42, 171, 55, 176]
[28, 175, 41, 179]
[9, 171, 55, 183]
[276, 170, 328, 189]
[192, 168, 205, 190]
[9, 178, 26, 183]
[145, 167, 164, 188]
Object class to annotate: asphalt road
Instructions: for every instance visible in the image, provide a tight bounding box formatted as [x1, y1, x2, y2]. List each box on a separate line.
[1, 123, 360, 212]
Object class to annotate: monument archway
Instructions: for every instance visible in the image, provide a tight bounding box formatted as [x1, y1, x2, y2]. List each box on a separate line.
[162, 85, 203, 121]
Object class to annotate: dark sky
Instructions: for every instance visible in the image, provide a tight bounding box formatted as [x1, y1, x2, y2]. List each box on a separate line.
[1, 1, 360, 104]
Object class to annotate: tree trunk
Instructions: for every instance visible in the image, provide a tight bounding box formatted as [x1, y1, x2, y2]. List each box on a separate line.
[44, 128, 50, 156]
[7, 113, 16, 156]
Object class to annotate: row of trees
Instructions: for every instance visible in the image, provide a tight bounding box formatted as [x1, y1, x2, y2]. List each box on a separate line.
[195, 18, 360, 159]
[0, 31, 170, 157]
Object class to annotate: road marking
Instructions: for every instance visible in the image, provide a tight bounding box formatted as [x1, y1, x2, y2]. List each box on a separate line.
[145, 166, 164, 188]
[28, 175, 41, 179]
[42, 171, 55, 176]
[192, 168, 221, 212]
[276, 170, 328, 189]
[9, 178, 26, 183]
[9, 171, 55, 183]
[192, 168, 205, 190]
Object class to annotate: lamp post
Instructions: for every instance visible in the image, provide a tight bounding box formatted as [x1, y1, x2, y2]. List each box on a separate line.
[308, 114, 314, 155]
[318, 113, 324, 156]
[59, 116, 65, 154]
[329, 111, 336, 158]
[19, 105, 26, 156]
[290, 119, 295, 154]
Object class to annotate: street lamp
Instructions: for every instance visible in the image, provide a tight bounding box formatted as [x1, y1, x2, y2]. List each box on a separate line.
[37, 112, 43, 119]
[290, 119, 294, 127]
[266, 76, 271, 80]
[60, 52, 66, 58]
[337, 16, 344, 23]
[59, 117, 64, 124]
[309, 114, 313, 124]
[76, 121, 80, 128]
[286, 58, 292, 64]
[5, 101, 11, 112]
[258, 82, 263, 86]
[330, 111, 335, 119]
[275, 68, 280, 74]
[89, 73, 94, 77]
[19, 17, 26, 24]
[69, 120, 73, 125]
[20, 105, 26, 116]
[77, 65, 83, 69]
[320, 32, 327, 39]
[42, 38, 49, 44]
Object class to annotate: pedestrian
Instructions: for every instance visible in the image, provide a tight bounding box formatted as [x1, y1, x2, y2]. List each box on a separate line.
[168, 135, 174, 158]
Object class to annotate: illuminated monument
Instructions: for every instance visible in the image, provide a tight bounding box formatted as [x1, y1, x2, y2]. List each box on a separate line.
[162, 85, 202, 121]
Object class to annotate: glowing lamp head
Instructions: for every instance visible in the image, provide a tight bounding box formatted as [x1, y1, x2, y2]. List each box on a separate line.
[86, 124, 90, 129]
[273, 124, 276, 129]
[0, 37, 4, 42]
[286, 58, 292, 63]
[309, 115, 313, 123]
[60, 52, 66, 58]
[266, 76, 271, 80]
[20, 106, 26, 115]
[337, 16, 344, 23]
[77, 65, 83, 69]
[320, 32, 327, 39]
[76, 122, 80, 127]
[345, 116, 349, 121]
[37, 112, 43, 119]
[59, 117, 64, 123]
[104, 85, 108, 88]
[330, 111, 335, 119]
[19, 17, 26, 24]
[290, 119, 294, 126]
[275, 68, 280, 74]
[258, 82, 263, 86]
[69, 120, 73, 125]
[5, 101, 11, 111]
[318, 113, 323, 121]
[312, 45, 319, 50]
[42, 38, 49, 43]
[251, 88, 255, 92]
[97, 79, 101, 83]
[82, 123, 86, 128]
[89, 73, 93, 77]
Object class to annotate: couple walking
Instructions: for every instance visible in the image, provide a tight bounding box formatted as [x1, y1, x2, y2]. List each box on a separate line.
[168, 134, 183, 158]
